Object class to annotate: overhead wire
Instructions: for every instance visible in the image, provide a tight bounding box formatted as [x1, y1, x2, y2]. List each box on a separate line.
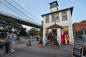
[4, 0, 40, 25]
[0, 0, 34, 24]
[12, 0, 41, 23]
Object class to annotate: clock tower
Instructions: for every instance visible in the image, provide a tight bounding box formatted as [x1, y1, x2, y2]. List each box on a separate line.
[50, 1, 58, 12]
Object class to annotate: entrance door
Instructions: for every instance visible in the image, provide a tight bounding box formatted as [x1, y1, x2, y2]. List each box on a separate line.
[52, 29, 57, 38]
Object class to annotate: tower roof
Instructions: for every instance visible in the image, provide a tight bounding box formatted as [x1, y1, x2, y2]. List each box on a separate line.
[49, 1, 58, 6]
[49, 1, 58, 9]
[42, 7, 73, 17]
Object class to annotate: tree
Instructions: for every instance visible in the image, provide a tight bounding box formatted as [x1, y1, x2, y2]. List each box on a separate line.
[0, 15, 23, 32]
[38, 25, 43, 36]
[19, 28, 27, 36]
[28, 28, 38, 36]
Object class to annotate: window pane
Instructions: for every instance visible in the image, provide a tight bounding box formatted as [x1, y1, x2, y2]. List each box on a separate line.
[46, 15, 49, 23]
[62, 11, 67, 21]
[52, 13, 55, 22]
[52, 13, 59, 22]
[56, 13, 59, 22]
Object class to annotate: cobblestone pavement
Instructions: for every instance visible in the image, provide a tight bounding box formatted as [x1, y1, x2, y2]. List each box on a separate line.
[0, 40, 73, 57]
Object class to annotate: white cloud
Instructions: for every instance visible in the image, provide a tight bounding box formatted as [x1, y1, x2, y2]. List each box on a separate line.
[22, 25, 33, 31]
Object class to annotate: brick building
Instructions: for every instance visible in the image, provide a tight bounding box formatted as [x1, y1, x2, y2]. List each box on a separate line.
[73, 20, 86, 34]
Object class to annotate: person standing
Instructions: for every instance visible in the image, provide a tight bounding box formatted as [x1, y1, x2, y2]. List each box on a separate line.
[36, 34, 39, 41]
[5, 32, 12, 53]
[11, 32, 17, 52]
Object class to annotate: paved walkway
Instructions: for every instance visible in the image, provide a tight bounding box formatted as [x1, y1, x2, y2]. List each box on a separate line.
[0, 41, 73, 57]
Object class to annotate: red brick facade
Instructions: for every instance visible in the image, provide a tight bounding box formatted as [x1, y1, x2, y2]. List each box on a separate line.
[73, 20, 86, 34]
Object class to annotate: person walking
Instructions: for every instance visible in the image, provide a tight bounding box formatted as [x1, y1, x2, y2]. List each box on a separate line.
[36, 34, 39, 41]
[10, 32, 17, 52]
[5, 32, 12, 53]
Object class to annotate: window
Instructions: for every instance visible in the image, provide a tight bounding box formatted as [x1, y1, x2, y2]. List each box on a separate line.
[52, 13, 59, 22]
[62, 11, 67, 21]
[56, 13, 59, 22]
[52, 13, 56, 22]
[46, 15, 49, 23]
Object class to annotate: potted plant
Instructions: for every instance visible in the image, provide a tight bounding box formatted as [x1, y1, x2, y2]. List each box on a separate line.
[54, 38, 59, 49]
[28, 40, 31, 46]
[39, 39, 43, 47]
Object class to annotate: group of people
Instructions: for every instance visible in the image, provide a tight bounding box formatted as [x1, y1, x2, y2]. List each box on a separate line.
[46, 31, 57, 42]
[42, 31, 57, 47]
[5, 32, 17, 53]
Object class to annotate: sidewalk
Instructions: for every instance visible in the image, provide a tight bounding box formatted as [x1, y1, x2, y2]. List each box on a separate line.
[0, 41, 73, 57]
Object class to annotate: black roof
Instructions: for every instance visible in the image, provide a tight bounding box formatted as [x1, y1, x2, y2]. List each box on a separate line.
[49, 1, 58, 6]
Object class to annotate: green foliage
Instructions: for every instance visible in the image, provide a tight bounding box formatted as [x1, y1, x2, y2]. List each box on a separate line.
[39, 25, 43, 36]
[28, 28, 38, 36]
[39, 39, 43, 44]
[19, 28, 27, 36]
[29, 40, 31, 43]
[54, 39, 59, 46]
[0, 16, 23, 32]
[75, 31, 83, 35]
[78, 31, 83, 35]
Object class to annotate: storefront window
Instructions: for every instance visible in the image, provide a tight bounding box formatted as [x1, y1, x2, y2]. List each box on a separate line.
[62, 10, 67, 21]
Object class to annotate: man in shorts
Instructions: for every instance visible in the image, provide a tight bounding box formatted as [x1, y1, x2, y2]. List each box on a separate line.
[10, 32, 17, 52]
[5, 32, 12, 53]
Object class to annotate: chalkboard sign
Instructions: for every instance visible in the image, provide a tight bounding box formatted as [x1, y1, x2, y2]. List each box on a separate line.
[72, 43, 84, 57]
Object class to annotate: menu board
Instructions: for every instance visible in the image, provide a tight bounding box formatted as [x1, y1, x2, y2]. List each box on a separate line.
[72, 43, 84, 57]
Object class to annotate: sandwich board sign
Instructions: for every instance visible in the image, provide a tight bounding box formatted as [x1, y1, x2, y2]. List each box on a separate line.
[72, 43, 84, 57]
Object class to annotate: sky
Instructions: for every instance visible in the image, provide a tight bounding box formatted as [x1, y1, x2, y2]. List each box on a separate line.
[0, 0, 86, 31]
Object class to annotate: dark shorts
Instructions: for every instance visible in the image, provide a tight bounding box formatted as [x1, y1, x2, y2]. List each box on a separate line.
[5, 42, 11, 53]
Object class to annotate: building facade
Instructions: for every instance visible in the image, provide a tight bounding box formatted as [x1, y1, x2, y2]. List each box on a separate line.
[42, 1, 74, 45]
[73, 20, 86, 34]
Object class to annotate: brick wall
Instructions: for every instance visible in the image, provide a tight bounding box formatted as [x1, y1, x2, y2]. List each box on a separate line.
[73, 20, 86, 34]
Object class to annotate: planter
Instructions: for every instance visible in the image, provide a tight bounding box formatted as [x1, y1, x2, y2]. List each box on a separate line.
[28, 43, 31, 46]
[40, 44, 43, 47]
[54, 45, 58, 49]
